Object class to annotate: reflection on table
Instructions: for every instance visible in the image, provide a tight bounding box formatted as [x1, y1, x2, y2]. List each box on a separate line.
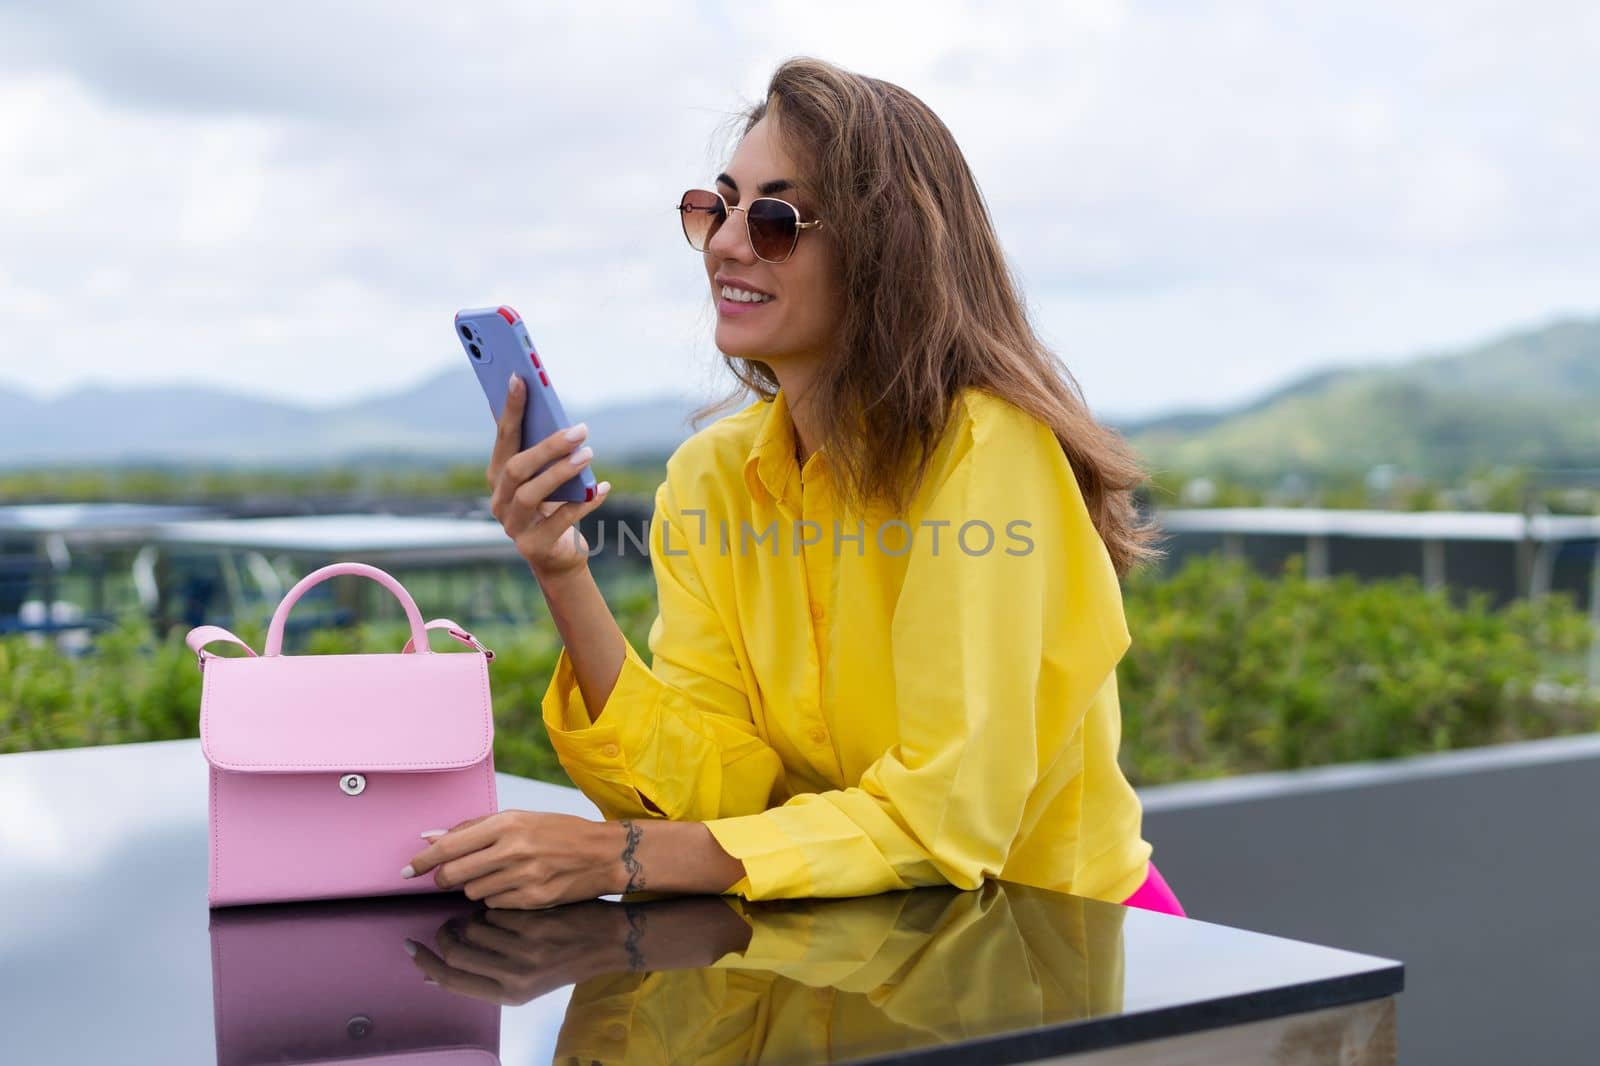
[209, 894, 500, 1065]
[554, 883, 1123, 1065]
[204, 882, 1119, 1065]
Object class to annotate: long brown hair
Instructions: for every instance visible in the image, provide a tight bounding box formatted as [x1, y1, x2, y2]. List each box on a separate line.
[693, 57, 1163, 577]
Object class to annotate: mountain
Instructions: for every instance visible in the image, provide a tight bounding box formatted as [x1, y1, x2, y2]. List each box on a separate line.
[1121, 316, 1600, 479]
[2, 314, 1595, 475]
[0, 367, 713, 467]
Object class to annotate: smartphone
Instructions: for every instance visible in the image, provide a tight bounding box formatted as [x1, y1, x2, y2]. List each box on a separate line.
[456, 305, 598, 503]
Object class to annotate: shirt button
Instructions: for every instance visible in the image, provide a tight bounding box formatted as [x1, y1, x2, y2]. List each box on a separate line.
[810, 601, 826, 622]
[602, 743, 621, 759]
[809, 727, 827, 744]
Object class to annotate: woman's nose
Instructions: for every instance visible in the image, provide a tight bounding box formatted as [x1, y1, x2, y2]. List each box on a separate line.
[706, 207, 755, 264]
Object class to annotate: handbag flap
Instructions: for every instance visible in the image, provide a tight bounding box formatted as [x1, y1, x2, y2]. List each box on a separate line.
[200, 652, 493, 773]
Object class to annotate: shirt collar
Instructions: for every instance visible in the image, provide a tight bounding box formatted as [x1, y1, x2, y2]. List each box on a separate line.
[743, 387, 803, 509]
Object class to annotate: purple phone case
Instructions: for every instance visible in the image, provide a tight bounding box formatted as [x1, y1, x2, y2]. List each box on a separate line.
[456, 305, 598, 504]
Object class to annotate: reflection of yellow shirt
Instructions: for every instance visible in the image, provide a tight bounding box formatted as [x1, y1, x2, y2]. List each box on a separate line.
[542, 386, 1152, 903]
[552, 883, 1126, 1065]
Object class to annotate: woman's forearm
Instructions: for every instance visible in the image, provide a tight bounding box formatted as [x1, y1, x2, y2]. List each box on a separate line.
[534, 569, 750, 894]
[534, 564, 627, 724]
[615, 896, 754, 971]
[606, 818, 748, 897]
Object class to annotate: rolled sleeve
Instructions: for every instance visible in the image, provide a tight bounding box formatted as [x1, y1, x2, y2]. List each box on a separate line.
[540, 479, 785, 824]
[541, 639, 665, 820]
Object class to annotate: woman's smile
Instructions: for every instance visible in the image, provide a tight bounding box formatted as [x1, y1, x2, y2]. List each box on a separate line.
[716, 276, 777, 316]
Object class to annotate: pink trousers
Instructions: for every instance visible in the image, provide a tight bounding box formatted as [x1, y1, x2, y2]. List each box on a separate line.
[1120, 859, 1186, 917]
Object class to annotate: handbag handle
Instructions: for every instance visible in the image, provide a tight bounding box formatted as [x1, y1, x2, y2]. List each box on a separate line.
[188, 616, 493, 671]
[264, 562, 430, 657]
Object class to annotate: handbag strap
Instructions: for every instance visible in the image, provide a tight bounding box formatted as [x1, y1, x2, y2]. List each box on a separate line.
[187, 625, 258, 672]
[401, 618, 496, 663]
[187, 618, 494, 670]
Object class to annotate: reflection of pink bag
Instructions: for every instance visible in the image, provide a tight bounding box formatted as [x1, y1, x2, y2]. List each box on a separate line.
[187, 561, 499, 907]
[209, 894, 501, 1065]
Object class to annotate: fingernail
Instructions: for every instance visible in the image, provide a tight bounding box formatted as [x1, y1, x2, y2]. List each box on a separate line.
[420, 829, 447, 839]
[507, 373, 520, 393]
[564, 422, 588, 442]
[400, 864, 415, 879]
[569, 446, 593, 466]
[597, 481, 611, 495]
[423, 977, 439, 986]
[402, 938, 418, 957]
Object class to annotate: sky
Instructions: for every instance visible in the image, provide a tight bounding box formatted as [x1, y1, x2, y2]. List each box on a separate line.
[1, 1, 1596, 421]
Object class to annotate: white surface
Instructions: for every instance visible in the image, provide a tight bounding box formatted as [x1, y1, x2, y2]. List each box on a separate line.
[1139, 730, 1600, 812]
[0, 502, 215, 535]
[153, 513, 521, 560]
[1156, 507, 1600, 542]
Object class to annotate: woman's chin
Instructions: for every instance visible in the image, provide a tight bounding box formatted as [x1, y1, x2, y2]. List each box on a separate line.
[715, 325, 780, 362]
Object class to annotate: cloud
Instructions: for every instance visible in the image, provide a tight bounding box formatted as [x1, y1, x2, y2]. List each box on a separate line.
[0, 0, 1595, 420]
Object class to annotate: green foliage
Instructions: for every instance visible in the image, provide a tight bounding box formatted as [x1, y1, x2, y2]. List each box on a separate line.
[0, 612, 218, 753]
[4, 559, 1597, 789]
[1145, 465, 1594, 515]
[0, 571, 662, 785]
[6, 450, 1592, 517]
[0, 459, 667, 505]
[1117, 555, 1600, 785]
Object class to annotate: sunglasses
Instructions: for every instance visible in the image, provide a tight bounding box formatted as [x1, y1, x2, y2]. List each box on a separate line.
[676, 188, 825, 264]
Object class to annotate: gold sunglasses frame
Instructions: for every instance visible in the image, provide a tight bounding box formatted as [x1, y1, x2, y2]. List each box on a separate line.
[675, 189, 825, 264]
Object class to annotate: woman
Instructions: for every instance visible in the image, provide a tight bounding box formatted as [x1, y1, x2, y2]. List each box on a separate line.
[404, 58, 1184, 918]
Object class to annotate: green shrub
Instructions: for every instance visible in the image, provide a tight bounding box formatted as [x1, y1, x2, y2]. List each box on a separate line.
[1117, 554, 1600, 784]
[3, 557, 1596, 788]
[0, 571, 662, 784]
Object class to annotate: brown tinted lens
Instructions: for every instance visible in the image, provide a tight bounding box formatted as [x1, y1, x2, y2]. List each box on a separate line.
[679, 189, 724, 251]
[746, 198, 801, 261]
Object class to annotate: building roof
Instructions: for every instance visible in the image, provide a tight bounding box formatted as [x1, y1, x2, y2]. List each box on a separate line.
[1154, 508, 1600, 542]
[152, 514, 517, 562]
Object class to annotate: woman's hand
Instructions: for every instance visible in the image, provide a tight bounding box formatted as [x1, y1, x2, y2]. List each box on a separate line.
[402, 812, 750, 908]
[404, 896, 753, 1005]
[486, 374, 610, 581]
[402, 810, 625, 909]
[406, 901, 634, 1005]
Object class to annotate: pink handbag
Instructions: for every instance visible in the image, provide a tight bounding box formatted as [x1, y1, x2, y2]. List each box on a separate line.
[188, 561, 500, 908]
[210, 894, 501, 1064]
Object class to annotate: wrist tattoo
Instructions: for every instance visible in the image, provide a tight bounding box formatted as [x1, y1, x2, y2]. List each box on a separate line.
[622, 903, 648, 971]
[619, 819, 647, 894]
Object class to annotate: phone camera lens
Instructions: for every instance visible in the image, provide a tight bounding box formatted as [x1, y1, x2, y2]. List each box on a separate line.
[460, 325, 474, 340]
[468, 342, 482, 360]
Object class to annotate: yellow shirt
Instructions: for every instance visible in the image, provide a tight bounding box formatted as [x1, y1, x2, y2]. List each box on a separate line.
[541, 385, 1152, 903]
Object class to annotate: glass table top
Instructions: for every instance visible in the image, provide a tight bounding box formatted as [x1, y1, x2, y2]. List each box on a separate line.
[0, 740, 1401, 1064]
